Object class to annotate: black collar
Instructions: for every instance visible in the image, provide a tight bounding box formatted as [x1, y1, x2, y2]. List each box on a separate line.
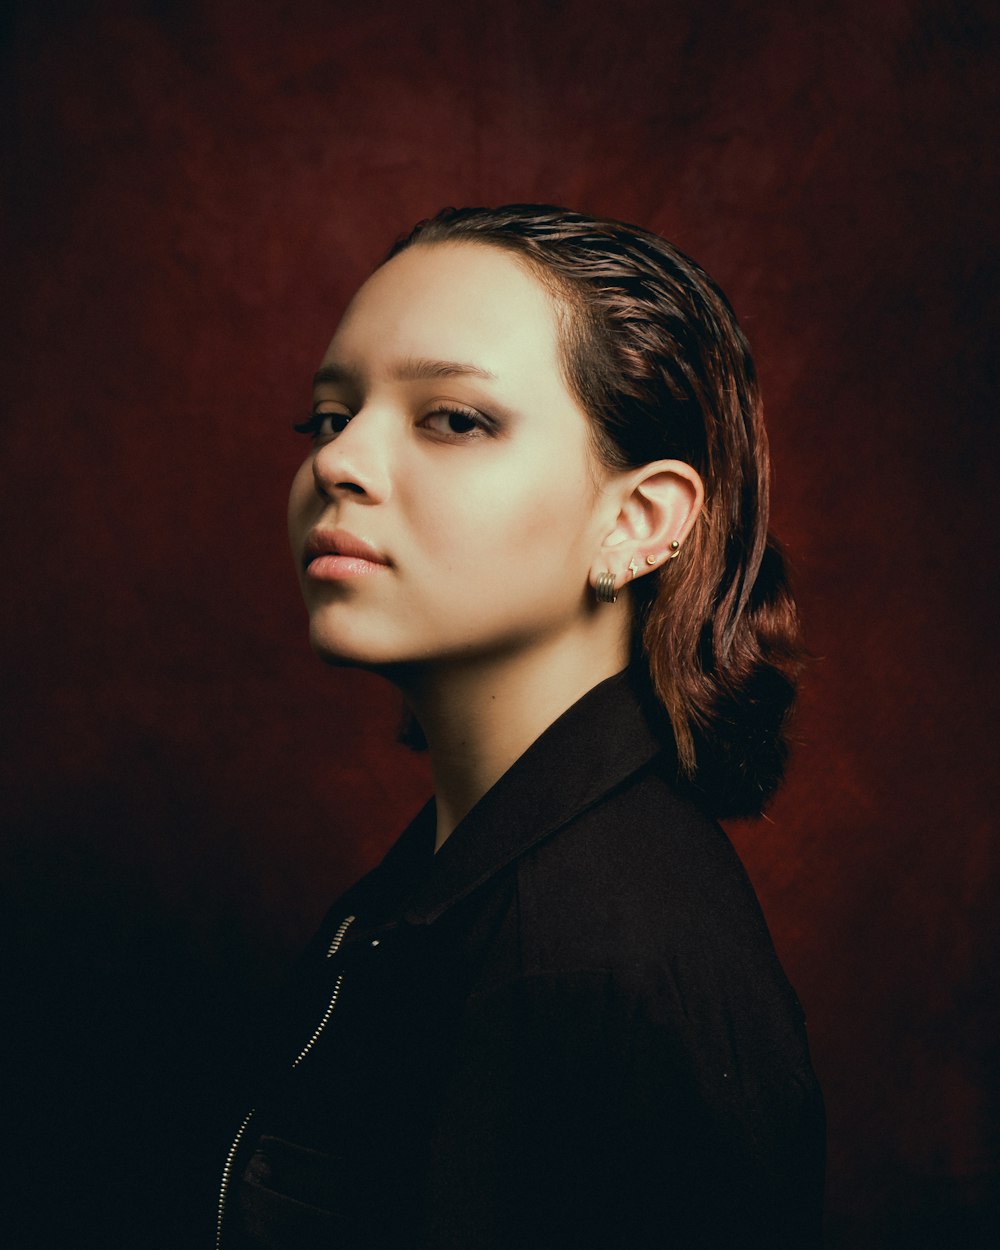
[384, 668, 673, 925]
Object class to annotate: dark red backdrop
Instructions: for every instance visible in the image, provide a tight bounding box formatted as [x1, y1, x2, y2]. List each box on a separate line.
[3, 1, 997, 1245]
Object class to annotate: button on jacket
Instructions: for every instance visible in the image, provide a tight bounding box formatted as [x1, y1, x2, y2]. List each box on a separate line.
[222, 670, 825, 1248]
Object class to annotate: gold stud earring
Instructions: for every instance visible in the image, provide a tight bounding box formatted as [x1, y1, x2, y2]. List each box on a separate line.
[595, 570, 618, 604]
[627, 558, 639, 580]
[669, 539, 681, 560]
[645, 554, 658, 566]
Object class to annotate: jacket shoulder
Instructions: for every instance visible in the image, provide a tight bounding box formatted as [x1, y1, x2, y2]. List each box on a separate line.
[514, 761, 790, 984]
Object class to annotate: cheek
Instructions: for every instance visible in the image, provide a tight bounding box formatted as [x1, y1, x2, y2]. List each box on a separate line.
[423, 462, 596, 586]
[288, 461, 314, 536]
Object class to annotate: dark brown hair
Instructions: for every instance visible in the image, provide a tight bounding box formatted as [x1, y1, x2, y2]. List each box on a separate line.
[388, 205, 805, 819]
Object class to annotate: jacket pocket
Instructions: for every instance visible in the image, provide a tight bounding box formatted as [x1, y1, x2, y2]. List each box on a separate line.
[240, 1135, 366, 1249]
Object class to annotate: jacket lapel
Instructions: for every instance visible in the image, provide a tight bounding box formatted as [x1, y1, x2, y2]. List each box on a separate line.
[401, 668, 671, 924]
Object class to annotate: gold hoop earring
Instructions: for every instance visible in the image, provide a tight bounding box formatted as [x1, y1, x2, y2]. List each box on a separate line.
[595, 570, 618, 604]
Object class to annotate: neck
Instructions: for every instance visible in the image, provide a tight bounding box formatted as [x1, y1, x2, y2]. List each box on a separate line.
[396, 630, 629, 853]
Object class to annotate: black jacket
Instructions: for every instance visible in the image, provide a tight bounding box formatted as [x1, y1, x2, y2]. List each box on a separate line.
[220, 670, 825, 1248]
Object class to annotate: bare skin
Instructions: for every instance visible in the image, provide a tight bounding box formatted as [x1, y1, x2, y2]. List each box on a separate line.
[288, 242, 703, 850]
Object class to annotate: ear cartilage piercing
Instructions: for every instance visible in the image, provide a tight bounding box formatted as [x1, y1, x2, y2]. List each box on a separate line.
[627, 558, 639, 580]
[645, 541, 681, 568]
[595, 570, 618, 604]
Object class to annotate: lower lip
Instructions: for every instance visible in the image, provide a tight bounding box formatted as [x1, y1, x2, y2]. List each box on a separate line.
[305, 554, 389, 581]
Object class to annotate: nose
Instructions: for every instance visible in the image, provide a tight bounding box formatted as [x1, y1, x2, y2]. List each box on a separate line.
[311, 409, 391, 505]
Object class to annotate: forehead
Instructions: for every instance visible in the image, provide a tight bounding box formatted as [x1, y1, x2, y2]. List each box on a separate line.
[324, 242, 563, 374]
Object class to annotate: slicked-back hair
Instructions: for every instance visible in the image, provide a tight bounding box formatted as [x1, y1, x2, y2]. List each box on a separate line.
[388, 205, 805, 819]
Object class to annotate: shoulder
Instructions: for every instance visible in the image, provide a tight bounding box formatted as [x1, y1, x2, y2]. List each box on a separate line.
[503, 756, 817, 1084]
[517, 759, 773, 965]
[511, 759, 811, 1047]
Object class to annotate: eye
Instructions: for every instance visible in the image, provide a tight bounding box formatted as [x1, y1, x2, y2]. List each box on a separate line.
[418, 405, 496, 439]
[293, 410, 352, 439]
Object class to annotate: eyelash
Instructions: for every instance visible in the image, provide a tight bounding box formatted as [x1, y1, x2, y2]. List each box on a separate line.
[293, 411, 351, 438]
[293, 405, 498, 441]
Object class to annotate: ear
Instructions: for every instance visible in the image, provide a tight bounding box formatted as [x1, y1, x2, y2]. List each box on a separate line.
[591, 459, 705, 592]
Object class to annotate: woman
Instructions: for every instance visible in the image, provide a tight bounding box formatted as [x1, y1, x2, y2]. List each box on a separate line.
[217, 206, 825, 1248]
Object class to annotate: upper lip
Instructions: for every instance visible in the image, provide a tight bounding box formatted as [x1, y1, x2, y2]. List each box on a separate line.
[304, 528, 391, 567]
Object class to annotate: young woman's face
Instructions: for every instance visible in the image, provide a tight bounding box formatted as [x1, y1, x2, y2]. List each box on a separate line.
[288, 241, 613, 673]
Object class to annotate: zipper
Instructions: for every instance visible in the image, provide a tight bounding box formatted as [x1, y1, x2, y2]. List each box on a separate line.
[293, 913, 356, 1066]
[215, 1107, 255, 1250]
[215, 913, 357, 1248]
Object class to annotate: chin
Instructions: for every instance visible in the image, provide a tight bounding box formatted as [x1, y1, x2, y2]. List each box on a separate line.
[307, 617, 403, 672]
[309, 629, 374, 669]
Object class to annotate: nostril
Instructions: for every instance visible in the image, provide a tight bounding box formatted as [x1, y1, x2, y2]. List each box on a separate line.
[309, 412, 388, 504]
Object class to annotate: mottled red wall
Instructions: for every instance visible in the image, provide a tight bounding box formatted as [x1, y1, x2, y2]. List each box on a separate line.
[3, 1, 997, 1245]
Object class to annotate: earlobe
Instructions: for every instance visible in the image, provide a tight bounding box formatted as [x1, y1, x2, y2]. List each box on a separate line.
[594, 570, 619, 604]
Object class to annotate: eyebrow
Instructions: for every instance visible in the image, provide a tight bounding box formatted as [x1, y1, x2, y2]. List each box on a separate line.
[312, 357, 498, 388]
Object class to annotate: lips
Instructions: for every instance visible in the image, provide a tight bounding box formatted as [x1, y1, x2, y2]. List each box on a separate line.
[303, 528, 391, 581]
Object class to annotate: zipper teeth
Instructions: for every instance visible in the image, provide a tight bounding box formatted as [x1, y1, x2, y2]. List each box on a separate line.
[325, 913, 356, 959]
[216, 1106, 255, 1250]
[215, 914, 357, 1247]
[292, 972, 345, 1066]
[292, 913, 356, 1067]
